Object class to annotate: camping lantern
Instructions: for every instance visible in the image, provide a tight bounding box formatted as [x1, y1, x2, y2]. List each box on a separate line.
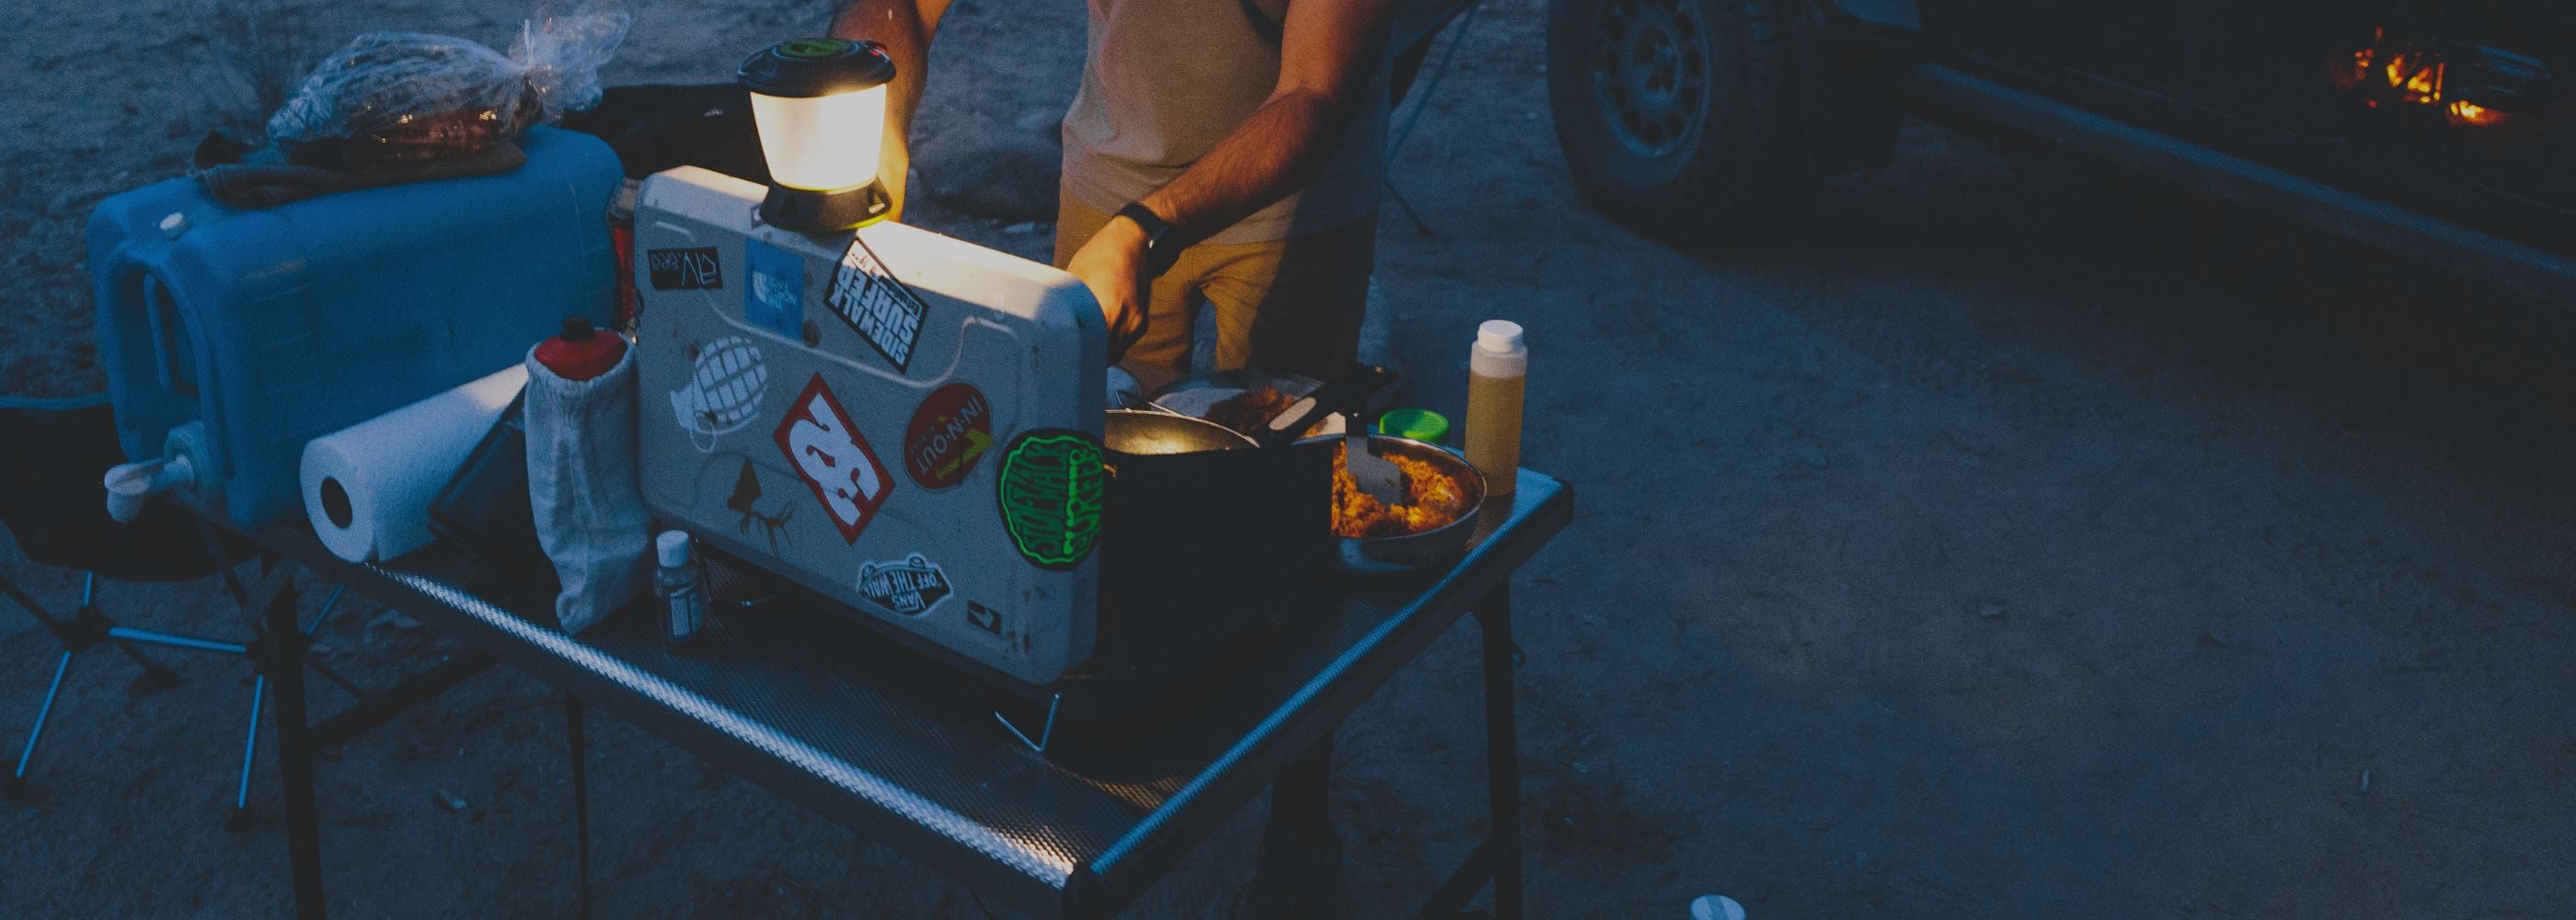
[740, 37, 898, 232]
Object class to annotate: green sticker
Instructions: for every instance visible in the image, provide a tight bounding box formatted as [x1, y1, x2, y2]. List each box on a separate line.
[995, 429, 1105, 570]
[780, 38, 851, 58]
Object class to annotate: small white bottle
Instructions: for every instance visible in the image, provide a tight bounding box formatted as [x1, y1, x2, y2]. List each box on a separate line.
[1465, 319, 1527, 497]
[653, 531, 710, 652]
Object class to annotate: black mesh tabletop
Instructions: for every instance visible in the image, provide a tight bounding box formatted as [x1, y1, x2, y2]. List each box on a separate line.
[249, 471, 1570, 918]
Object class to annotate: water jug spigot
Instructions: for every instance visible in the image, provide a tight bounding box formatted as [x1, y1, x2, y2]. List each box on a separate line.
[103, 454, 196, 523]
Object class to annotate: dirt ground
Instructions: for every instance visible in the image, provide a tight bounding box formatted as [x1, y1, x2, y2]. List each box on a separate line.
[6, 0, 2575, 917]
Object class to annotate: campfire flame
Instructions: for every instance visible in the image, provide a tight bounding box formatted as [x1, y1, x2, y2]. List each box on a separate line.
[2447, 99, 2504, 126]
[2345, 31, 2511, 127]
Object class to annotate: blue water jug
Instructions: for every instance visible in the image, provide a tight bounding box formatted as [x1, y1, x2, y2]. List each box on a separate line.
[87, 126, 623, 526]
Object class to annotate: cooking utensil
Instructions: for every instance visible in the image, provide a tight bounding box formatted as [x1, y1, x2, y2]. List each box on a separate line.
[1252, 363, 1397, 450]
[1260, 364, 1410, 503]
[1337, 435, 1489, 573]
[1149, 370, 1346, 439]
[1341, 421, 1408, 505]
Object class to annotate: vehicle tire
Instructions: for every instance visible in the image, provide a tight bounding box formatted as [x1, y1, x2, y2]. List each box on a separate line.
[1546, 0, 1814, 244]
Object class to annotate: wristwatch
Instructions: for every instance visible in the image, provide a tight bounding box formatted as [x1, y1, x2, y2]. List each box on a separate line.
[1114, 201, 1184, 279]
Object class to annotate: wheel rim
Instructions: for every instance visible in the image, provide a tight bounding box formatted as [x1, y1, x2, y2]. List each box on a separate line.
[1587, 0, 1708, 158]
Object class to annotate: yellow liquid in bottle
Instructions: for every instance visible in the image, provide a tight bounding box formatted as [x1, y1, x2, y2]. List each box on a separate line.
[1465, 370, 1524, 497]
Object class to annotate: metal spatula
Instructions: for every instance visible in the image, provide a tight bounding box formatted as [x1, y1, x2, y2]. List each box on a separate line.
[1342, 419, 1408, 504]
[1253, 362, 1408, 504]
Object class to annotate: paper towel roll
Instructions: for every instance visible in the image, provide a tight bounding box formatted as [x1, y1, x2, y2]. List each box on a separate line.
[301, 365, 528, 562]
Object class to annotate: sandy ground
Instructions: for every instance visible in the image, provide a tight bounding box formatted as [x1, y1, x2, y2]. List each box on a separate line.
[6, 0, 2576, 917]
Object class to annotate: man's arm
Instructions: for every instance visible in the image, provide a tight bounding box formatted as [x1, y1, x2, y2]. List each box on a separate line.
[830, 0, 955, 220]
[1143, 0, 1397, 243]
[1068, 0, 1397, 348]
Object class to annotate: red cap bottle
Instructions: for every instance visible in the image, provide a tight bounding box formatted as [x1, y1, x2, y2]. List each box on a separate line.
[533, 316, 627, 382]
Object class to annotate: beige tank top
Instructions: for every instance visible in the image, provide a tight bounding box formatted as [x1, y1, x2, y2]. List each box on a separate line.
[1060, 0, 1388, 245]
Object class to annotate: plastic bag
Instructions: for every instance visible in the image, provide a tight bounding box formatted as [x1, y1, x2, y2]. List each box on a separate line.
[267, 0, 630, 166]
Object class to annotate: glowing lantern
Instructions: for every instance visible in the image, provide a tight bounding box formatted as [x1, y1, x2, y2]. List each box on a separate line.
[740, 38, 899, 232]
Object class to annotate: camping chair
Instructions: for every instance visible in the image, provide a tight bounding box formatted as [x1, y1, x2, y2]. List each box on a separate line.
[0, 393, 353, 822]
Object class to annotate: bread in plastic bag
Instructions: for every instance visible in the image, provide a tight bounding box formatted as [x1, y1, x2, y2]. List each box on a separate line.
[267, 0, 630, 167]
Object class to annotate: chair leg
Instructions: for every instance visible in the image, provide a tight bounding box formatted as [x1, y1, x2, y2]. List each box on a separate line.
[230, 672, 267, 828]
[79, 573, 180, 688]
[301, 585, 347, 637]
[10, 650, 76, 799]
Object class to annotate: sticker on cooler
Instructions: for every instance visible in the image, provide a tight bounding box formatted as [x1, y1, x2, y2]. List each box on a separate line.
[995, 429, 1106, 571]
[647, 247, 723, 291]
[724, 457, 794, 554]
[743, 237, 805, 340]
[826, 235, 928, 373]
[903, 383, 993, 490]
[671, 336, 768, 452]
[856, 553, 953, 616]
[774, 374, 894, 544]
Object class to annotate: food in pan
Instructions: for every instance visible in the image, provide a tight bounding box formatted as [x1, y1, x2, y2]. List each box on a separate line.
[1202, 386, 1326, 439]
[1333, 444, 1475, 538]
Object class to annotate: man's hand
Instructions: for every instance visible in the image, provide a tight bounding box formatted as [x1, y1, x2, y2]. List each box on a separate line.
[1065, 215, 1151, 360]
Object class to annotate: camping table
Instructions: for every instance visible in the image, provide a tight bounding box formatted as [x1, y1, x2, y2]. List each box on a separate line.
[196, 470, 1569, 919]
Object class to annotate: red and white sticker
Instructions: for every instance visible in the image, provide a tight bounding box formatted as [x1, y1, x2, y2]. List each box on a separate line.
[775, 374, 894, 544]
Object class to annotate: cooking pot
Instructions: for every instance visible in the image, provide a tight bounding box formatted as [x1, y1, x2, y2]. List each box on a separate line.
[1089, 365, 1395, 678]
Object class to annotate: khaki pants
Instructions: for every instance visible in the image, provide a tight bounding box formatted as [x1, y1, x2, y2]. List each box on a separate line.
[1054, 190, 1374, 390]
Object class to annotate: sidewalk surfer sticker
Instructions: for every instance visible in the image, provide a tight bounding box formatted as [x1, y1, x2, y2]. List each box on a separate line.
[647, 247, 722, 291]
[903, 383, 993, 490]
[995, 429, 1105, 571]
[855, 553, 953, 616]
[826, 235, 927, 372]
[775, 374, 893, 544]
[671, 337, 768, 452]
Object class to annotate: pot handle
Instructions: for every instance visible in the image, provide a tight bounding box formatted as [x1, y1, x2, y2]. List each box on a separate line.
[1256, 362, 1396, 449]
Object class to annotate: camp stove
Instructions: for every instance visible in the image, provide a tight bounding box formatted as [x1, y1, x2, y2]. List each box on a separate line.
[633, 166, 1108, 687]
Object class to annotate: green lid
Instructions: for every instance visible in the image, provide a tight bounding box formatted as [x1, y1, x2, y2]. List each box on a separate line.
[1377, 408, 1450, 444]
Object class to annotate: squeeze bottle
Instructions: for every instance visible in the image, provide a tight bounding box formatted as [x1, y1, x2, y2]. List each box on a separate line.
[1465, 320, 1526, 497]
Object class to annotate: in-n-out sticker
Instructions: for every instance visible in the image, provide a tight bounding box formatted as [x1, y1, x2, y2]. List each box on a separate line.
[825, 235, 927, 373]
[995, 429, 1106, 570]
[671, 336, 768, 452]
[903, 383, 994, 490]
[743, 238, 805, 339]
[855, 553, 952, 616]
[647, 247, 723, 291]
[774, 374, 893, 544]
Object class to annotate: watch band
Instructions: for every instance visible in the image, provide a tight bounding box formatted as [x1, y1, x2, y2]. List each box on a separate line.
[1115, 201, 1184, 279]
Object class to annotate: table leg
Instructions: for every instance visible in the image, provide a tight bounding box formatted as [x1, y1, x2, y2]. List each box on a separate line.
[1245, 735, 1343, 918]
[255, 564, 326, 920]
[1476, 586, 1523, 920]
[566, 693, 592, 920]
